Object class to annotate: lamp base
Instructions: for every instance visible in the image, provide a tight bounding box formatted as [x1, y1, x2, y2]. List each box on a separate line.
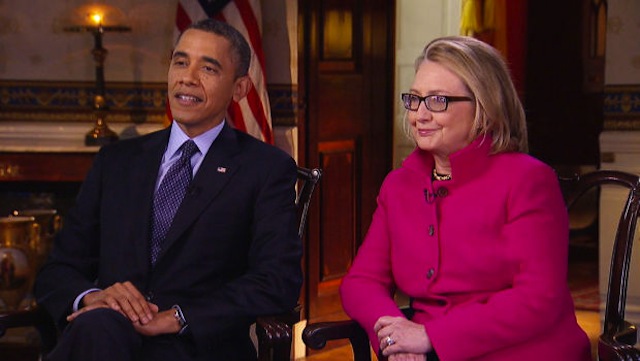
[85, 123, 119, 146]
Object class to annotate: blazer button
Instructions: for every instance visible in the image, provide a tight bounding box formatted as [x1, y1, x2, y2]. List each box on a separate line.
[145, 292, 154, 302]
[436, 187, 448, 197]
[426, 268, 435, 279]
[428, 225, 435, 236]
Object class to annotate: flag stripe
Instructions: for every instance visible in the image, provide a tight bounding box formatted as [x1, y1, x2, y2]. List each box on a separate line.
[246, 87, 272, 143]
[174, 0, 273, 143]
[228, 101, 246, 132]
[229, 0, 266, 71]
[176, 4, 191, 33]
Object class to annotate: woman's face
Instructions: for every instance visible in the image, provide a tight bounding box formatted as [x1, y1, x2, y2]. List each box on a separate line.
[407, 60, 476, 159]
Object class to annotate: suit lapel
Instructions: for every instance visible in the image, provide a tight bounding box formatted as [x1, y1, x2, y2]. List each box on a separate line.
[126, 130, 170, 271]
[155, 124, 242, 263]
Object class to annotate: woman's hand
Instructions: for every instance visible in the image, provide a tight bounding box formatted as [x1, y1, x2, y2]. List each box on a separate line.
[374, 316, 432, 357]
[388, 353, 427, 361]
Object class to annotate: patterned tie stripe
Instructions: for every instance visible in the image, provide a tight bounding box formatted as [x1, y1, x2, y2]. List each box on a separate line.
[150, 140, 199, 264]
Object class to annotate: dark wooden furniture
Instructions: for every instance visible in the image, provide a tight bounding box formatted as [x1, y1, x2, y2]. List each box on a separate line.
[256, 166, 322, 361]
[0, 166, 322, 361]
[302, 170, 640, 361]
[0, 152, 95, 182]
[563, 171, 640, 361]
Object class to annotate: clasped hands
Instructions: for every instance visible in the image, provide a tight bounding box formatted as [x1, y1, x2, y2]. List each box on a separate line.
[66, 281, 181, 336]
[374, 316, 432, 361]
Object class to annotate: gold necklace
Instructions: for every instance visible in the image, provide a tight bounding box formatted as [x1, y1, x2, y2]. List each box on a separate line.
[432, 168, 452, 181]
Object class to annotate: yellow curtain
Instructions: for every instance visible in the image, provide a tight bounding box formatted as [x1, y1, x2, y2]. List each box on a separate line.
[460, 0, 482, 35]
[460, 0, 509, 58]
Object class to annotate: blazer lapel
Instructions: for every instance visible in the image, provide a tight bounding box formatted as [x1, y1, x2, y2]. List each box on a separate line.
[126, 130, 169, 271]
[155, 124, 241, 263]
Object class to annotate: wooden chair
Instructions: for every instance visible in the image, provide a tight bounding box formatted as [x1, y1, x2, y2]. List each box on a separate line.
[0, 166, 323, 361]
[256, 166, 322, 360]
[562, 170, 640, 361]
[302, 169, 640, 361]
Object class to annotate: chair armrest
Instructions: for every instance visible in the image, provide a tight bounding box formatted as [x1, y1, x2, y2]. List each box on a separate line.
[598, 320, 640, 361]
[255, 306, 301, 361]
[303, 319, 371, 361]
[0, 306, 57, 353]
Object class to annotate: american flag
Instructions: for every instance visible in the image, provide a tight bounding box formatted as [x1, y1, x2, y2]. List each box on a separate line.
[174, 0, 273, 144]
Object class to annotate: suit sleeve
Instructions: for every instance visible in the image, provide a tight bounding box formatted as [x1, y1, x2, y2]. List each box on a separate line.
[340, 177, 406, 352]
[34, 148, 106, 329]
[184, 155, 302, 349]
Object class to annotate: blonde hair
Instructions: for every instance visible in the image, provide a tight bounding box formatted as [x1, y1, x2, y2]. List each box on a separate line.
[408, 36, 528, 153]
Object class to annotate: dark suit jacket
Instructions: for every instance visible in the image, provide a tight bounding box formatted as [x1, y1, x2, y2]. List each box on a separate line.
[34, 123, 302, 360]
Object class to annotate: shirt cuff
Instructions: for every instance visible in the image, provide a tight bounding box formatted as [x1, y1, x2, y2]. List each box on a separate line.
[73, 288, 101, 312]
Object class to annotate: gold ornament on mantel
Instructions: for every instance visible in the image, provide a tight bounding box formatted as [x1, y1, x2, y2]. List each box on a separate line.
[63, 3, 131, 146]
[0, 216, 39, 311]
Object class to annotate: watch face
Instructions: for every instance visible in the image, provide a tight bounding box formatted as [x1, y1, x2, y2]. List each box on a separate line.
[173, 306, 186, 327]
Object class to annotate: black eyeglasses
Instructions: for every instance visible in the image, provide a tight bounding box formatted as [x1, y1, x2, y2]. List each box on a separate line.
[401, 93, 473, 112]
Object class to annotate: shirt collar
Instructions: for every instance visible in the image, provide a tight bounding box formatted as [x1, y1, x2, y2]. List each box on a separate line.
[166, 120, 225, 158]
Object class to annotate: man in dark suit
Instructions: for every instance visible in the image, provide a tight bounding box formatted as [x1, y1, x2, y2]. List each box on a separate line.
[34, 19, 302, 361]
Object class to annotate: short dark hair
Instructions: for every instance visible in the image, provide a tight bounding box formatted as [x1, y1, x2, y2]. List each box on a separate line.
[177, 19, 251, 78]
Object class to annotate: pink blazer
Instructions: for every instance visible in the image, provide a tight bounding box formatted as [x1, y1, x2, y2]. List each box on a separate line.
[340, 137, 591, 361]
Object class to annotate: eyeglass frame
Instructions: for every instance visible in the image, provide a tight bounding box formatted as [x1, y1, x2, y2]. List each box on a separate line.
[401, 93, 473, 112]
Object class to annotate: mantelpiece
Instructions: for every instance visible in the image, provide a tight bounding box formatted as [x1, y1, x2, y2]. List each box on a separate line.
[0, 121, 163, 182]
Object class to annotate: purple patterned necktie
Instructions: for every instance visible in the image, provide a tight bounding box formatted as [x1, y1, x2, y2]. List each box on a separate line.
[150, 140, 199, 265]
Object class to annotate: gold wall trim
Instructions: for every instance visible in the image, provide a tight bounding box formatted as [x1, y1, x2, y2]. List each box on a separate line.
[0, 80, 297, 126]
[604, 84, 640, 130]
[0, 80, 167, 124]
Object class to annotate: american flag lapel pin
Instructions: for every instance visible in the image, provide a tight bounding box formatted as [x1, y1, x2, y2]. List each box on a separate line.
[217, 166, 227, 173]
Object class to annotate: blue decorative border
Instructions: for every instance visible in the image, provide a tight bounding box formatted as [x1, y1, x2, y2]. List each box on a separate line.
[0, 81, 167, 124]
[0, 81, 298, 126]
[604, 85, 640, 130]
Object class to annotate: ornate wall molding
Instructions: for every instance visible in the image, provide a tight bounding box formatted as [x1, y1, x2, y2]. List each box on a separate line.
[0, 80, 297, 127]
[604, 84, 640, 130]
[0, 80, 167, 124]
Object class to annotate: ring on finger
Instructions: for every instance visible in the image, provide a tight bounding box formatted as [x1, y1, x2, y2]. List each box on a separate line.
[385, 335, 395, 347]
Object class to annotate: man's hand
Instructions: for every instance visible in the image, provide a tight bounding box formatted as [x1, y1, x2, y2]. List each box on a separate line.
[133, 308, 183, 336]
[67, 281, 155, 325]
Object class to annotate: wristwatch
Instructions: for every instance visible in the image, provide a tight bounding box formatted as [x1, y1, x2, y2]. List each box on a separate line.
[171, 304, 188, 333]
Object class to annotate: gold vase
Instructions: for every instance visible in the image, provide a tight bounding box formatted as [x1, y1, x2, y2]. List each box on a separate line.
[11, 209, 62, 309]
[0, 216, 39, 311]
[12, 209, 61, 270]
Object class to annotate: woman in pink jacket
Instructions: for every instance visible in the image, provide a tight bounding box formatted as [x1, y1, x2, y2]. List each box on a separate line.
[339, 36, 592, 361]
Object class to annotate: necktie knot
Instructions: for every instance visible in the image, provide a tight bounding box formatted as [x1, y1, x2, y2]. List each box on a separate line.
[179, 140, 199, 168]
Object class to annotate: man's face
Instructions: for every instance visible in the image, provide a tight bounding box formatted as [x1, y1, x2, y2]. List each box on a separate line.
[167, 29, 249, 137]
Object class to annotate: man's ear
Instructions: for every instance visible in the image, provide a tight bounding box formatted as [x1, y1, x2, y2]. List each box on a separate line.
[232, 76, 252, 102]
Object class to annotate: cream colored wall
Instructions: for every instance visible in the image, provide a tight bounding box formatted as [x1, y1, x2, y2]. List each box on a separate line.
[393, 0, 461, 169]
[599, 0, 640, 326]
[0, 0, 175, 82]
[262, 0, 297, 85]
[0, 0, 297, 84]
[604, 0, 640, 85]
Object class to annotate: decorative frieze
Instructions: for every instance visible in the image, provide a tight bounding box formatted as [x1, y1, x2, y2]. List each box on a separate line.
[604, 85, 640, 130]
[0, 80, 298, 126]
